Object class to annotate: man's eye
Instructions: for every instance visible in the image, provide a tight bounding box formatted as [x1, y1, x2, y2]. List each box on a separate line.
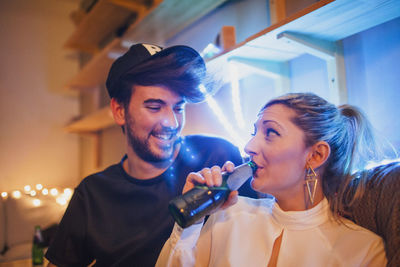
[146, 106, 161, 111]
[174, 106, 185, 113]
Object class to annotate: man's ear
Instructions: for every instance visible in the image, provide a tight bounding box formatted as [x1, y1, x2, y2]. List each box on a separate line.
[110, 98, 126, 126]
[307, 141, 331, 170]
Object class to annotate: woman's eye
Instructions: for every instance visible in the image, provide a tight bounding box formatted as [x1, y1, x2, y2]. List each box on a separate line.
[266, 128, 279, 137]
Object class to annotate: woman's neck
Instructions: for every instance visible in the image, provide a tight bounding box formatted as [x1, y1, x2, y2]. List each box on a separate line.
[275, 183, 325, 211]
[276, 194, 324, 211]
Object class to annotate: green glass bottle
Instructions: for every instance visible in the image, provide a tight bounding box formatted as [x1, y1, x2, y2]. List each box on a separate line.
[169, 161, 257, 228]
[32, 225, 44, 266]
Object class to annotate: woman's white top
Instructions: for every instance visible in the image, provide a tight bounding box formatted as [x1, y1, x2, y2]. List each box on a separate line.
[156, 197, 387, 267]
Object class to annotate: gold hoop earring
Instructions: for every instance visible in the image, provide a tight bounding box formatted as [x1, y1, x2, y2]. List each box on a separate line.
[305, 164, 318, 205]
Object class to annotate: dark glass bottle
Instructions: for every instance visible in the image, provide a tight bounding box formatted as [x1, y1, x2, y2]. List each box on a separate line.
[169, 161, 257, 228]
[32, 225, 44, 266]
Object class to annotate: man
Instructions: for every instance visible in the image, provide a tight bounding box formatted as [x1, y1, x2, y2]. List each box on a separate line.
[45, 43, 256, 266]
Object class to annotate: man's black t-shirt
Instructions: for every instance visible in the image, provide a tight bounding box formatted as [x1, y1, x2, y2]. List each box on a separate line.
[46, 135, 256, 266]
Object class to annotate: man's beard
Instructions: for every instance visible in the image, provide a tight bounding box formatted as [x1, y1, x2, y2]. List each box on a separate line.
[125, 115, 179, 163]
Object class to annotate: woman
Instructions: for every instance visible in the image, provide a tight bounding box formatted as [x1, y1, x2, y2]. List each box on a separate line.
[156, 93, 387, 266]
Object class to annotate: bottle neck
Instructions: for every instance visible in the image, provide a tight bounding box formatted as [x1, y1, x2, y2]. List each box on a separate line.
[247, 161, 258, 173]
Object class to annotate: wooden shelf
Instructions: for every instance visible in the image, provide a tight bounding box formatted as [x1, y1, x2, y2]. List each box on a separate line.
[65, 106, 115, 133]
[65, 38, 127, 91]
[64, 0, 145, 53]
[206, 0, 400, 105]
[207, 0, 400, 67]
[122, 0, 229, 44]
[65, 0, 229, 53]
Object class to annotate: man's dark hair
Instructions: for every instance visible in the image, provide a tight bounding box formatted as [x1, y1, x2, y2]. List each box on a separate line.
[108, 44, 212, 108]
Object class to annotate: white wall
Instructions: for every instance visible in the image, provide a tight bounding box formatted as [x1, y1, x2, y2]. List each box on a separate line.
[0, 0, 80, 191]
[343, 17, 400, 150]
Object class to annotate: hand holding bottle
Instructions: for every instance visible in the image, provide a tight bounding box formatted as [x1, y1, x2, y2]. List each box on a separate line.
[183, 161, 239, 210]
[169, 161, 257, 228]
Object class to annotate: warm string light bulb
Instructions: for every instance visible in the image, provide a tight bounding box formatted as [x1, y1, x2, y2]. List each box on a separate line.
[32, 198, 41, 207]
[24, 185, 31, 193]
[2, 185, 73, 206]
[12, 190, 22, 199]
[56, 196, 68, 205]
[64, 188, 72, 197]
[50, 188, 58, 196]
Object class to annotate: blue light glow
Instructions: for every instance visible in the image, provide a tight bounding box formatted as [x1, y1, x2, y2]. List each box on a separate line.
[200, 43, 222, 60]
[229, 62, 245, 129]
[364, 158, 400, 170]
[199, 84, 246, 150]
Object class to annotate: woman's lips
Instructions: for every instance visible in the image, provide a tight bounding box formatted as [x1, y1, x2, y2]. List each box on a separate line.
[253, 164, 262, 178]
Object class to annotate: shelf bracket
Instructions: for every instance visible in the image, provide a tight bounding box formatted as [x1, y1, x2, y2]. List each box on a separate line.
[228, 57, 290, 95]
[269, 0, 286, 25]
[277, 31, 347, 105]
[277, 32, 336, 60]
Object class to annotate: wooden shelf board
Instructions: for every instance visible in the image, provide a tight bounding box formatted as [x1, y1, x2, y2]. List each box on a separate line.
[109, 0, 149, 13]
[65, 107, 115, 133]
[64, 0, 137, 53]
[65, 38, 127, 90]
[208, 0, 400, 67]
[122, 0, 229, 44]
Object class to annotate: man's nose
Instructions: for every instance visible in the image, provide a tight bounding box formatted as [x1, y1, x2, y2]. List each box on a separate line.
[161, 109, 179, 129]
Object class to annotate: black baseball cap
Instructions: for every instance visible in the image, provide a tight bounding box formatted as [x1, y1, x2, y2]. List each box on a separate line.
[106, 43, 205, 98]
